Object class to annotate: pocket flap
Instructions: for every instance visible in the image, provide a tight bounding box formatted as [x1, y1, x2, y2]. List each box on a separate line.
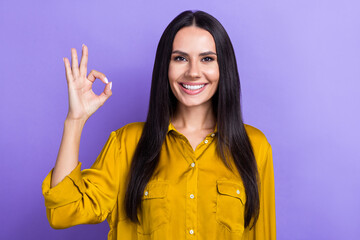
[216, 180, 246, 204]
[142, 181, 169, 200]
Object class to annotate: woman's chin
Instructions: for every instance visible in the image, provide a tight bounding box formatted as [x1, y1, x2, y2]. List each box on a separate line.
[177, 98, 212, 109]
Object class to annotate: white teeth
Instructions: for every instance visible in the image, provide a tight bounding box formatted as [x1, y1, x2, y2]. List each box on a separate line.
[182, 84, 205, 90]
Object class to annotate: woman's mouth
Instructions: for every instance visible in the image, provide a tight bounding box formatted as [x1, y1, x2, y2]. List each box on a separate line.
[179, 83, 207, 95]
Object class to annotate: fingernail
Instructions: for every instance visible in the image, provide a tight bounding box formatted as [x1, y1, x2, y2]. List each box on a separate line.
[104, 77, 109, 84]
[109, 82, 112, 90]
[82, 43, 85, 48]
[62, 57, 65, 62]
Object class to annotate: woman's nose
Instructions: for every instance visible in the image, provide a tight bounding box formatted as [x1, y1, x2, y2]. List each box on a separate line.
[186, 60, 201, 79]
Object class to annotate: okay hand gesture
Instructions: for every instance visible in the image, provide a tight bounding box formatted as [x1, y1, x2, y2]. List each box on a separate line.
[63, 44, 112, 122]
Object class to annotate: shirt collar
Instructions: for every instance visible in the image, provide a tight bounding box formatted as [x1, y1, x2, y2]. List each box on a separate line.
[167, 119, 218, 135]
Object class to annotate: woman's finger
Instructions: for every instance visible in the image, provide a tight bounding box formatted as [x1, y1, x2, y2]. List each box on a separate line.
[71, 48, 80, 78]
[87, 70, 109, 85]
[98, 82, 113, 104]
[79, 44, 88, 77]
[63, 57, 73, 83]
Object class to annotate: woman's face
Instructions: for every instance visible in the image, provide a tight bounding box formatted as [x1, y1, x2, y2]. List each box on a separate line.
[168, 26, 219, 108]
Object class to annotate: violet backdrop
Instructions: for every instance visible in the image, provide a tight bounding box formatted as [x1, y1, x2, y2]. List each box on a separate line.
[0, 0, 359, 239]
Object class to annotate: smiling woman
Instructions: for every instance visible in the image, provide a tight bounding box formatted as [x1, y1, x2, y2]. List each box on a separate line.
[42, 10, 276, 240]
[168, 26, 219, 108]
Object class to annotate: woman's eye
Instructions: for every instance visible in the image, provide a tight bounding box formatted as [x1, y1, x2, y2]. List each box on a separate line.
[202, 57, 214, 62]
[174, 56, 186, 61]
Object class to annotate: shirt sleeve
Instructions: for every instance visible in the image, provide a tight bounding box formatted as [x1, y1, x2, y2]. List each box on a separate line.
[246, 143, 277, 239]
[41, 131, 122, 229]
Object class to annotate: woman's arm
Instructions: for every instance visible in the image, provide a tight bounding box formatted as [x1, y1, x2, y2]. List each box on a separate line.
[244, 143, 277, 239]
[42, 130, 123, 229]
[42, 45, 117, 228]
[51, 44, 112, 187]
[51, 118, 84, 187]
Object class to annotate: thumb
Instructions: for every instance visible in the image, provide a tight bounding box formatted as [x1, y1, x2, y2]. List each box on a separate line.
[99, 82, 112, 104]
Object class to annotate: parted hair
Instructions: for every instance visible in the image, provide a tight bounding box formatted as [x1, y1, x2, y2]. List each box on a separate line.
[124, 10, 260, 229]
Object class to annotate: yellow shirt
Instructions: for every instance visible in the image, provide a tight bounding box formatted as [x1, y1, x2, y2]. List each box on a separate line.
[42, 121, 276, 239]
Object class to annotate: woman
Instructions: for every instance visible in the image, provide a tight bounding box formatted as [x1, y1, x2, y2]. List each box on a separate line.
[42, 10, 276, 239]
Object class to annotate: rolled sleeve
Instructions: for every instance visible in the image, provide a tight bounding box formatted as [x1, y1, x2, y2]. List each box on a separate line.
[42, 162, 85, 208]
[41, 130, 123, 229]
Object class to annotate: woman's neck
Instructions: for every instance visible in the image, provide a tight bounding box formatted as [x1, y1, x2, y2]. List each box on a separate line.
[171, 101, 216, 132]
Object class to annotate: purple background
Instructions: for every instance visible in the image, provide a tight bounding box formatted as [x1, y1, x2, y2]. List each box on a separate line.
[1, 0, 359, 239]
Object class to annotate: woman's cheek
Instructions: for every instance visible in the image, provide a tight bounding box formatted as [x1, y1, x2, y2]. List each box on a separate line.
[169, 69, 184, 81]
[168, 64, 179, 79]
[205, 70, 219, 82]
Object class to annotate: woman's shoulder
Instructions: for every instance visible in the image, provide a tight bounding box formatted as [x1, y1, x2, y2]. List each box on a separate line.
[102, 122, 145, 157]
[243, 123, 271, 153]
[113, 121, 145, 141]
[243, 124, 273, 176]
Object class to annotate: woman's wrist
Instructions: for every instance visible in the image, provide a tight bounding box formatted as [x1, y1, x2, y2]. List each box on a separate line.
[64, 117, 87, 130]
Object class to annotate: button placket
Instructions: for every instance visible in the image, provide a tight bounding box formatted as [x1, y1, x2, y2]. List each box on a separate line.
[195, 135, 214, 160]
[186, 154, 197, 239]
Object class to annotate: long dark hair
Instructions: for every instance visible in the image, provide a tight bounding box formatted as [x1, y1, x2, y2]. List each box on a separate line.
[124, 10, 260, 229]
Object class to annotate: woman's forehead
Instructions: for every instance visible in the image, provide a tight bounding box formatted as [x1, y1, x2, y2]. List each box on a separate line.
[172, 26, 216, 53]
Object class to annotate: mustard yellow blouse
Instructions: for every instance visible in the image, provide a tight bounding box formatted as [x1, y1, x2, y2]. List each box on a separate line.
[42, 121, 276, 239]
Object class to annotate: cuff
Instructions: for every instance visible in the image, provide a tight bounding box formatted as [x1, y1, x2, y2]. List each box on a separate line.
[42, 162, 85, 209]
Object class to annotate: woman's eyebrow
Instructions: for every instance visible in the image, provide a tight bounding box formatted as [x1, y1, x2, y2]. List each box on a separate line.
[172, 50, 217, 56]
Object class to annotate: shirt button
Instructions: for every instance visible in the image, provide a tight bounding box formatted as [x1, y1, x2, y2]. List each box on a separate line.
[190, 194, 195, 199]
[204, 139, 208, 144]
[191, 162, 195, 168]
[236, 189, 240, 194]
[144, 191, 148, 196]
[211, 133, 215, 137]
[189, 229, 194, 235]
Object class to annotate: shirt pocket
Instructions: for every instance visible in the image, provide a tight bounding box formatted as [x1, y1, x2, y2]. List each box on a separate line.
[137, 180, 170, 235]
[216, 180, 246, 232]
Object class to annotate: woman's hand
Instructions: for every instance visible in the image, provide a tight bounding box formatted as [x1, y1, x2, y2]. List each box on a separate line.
[63, 44, 112, 122]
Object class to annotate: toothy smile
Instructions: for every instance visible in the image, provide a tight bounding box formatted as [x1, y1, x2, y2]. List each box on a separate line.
[181, 83, 206, 90]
